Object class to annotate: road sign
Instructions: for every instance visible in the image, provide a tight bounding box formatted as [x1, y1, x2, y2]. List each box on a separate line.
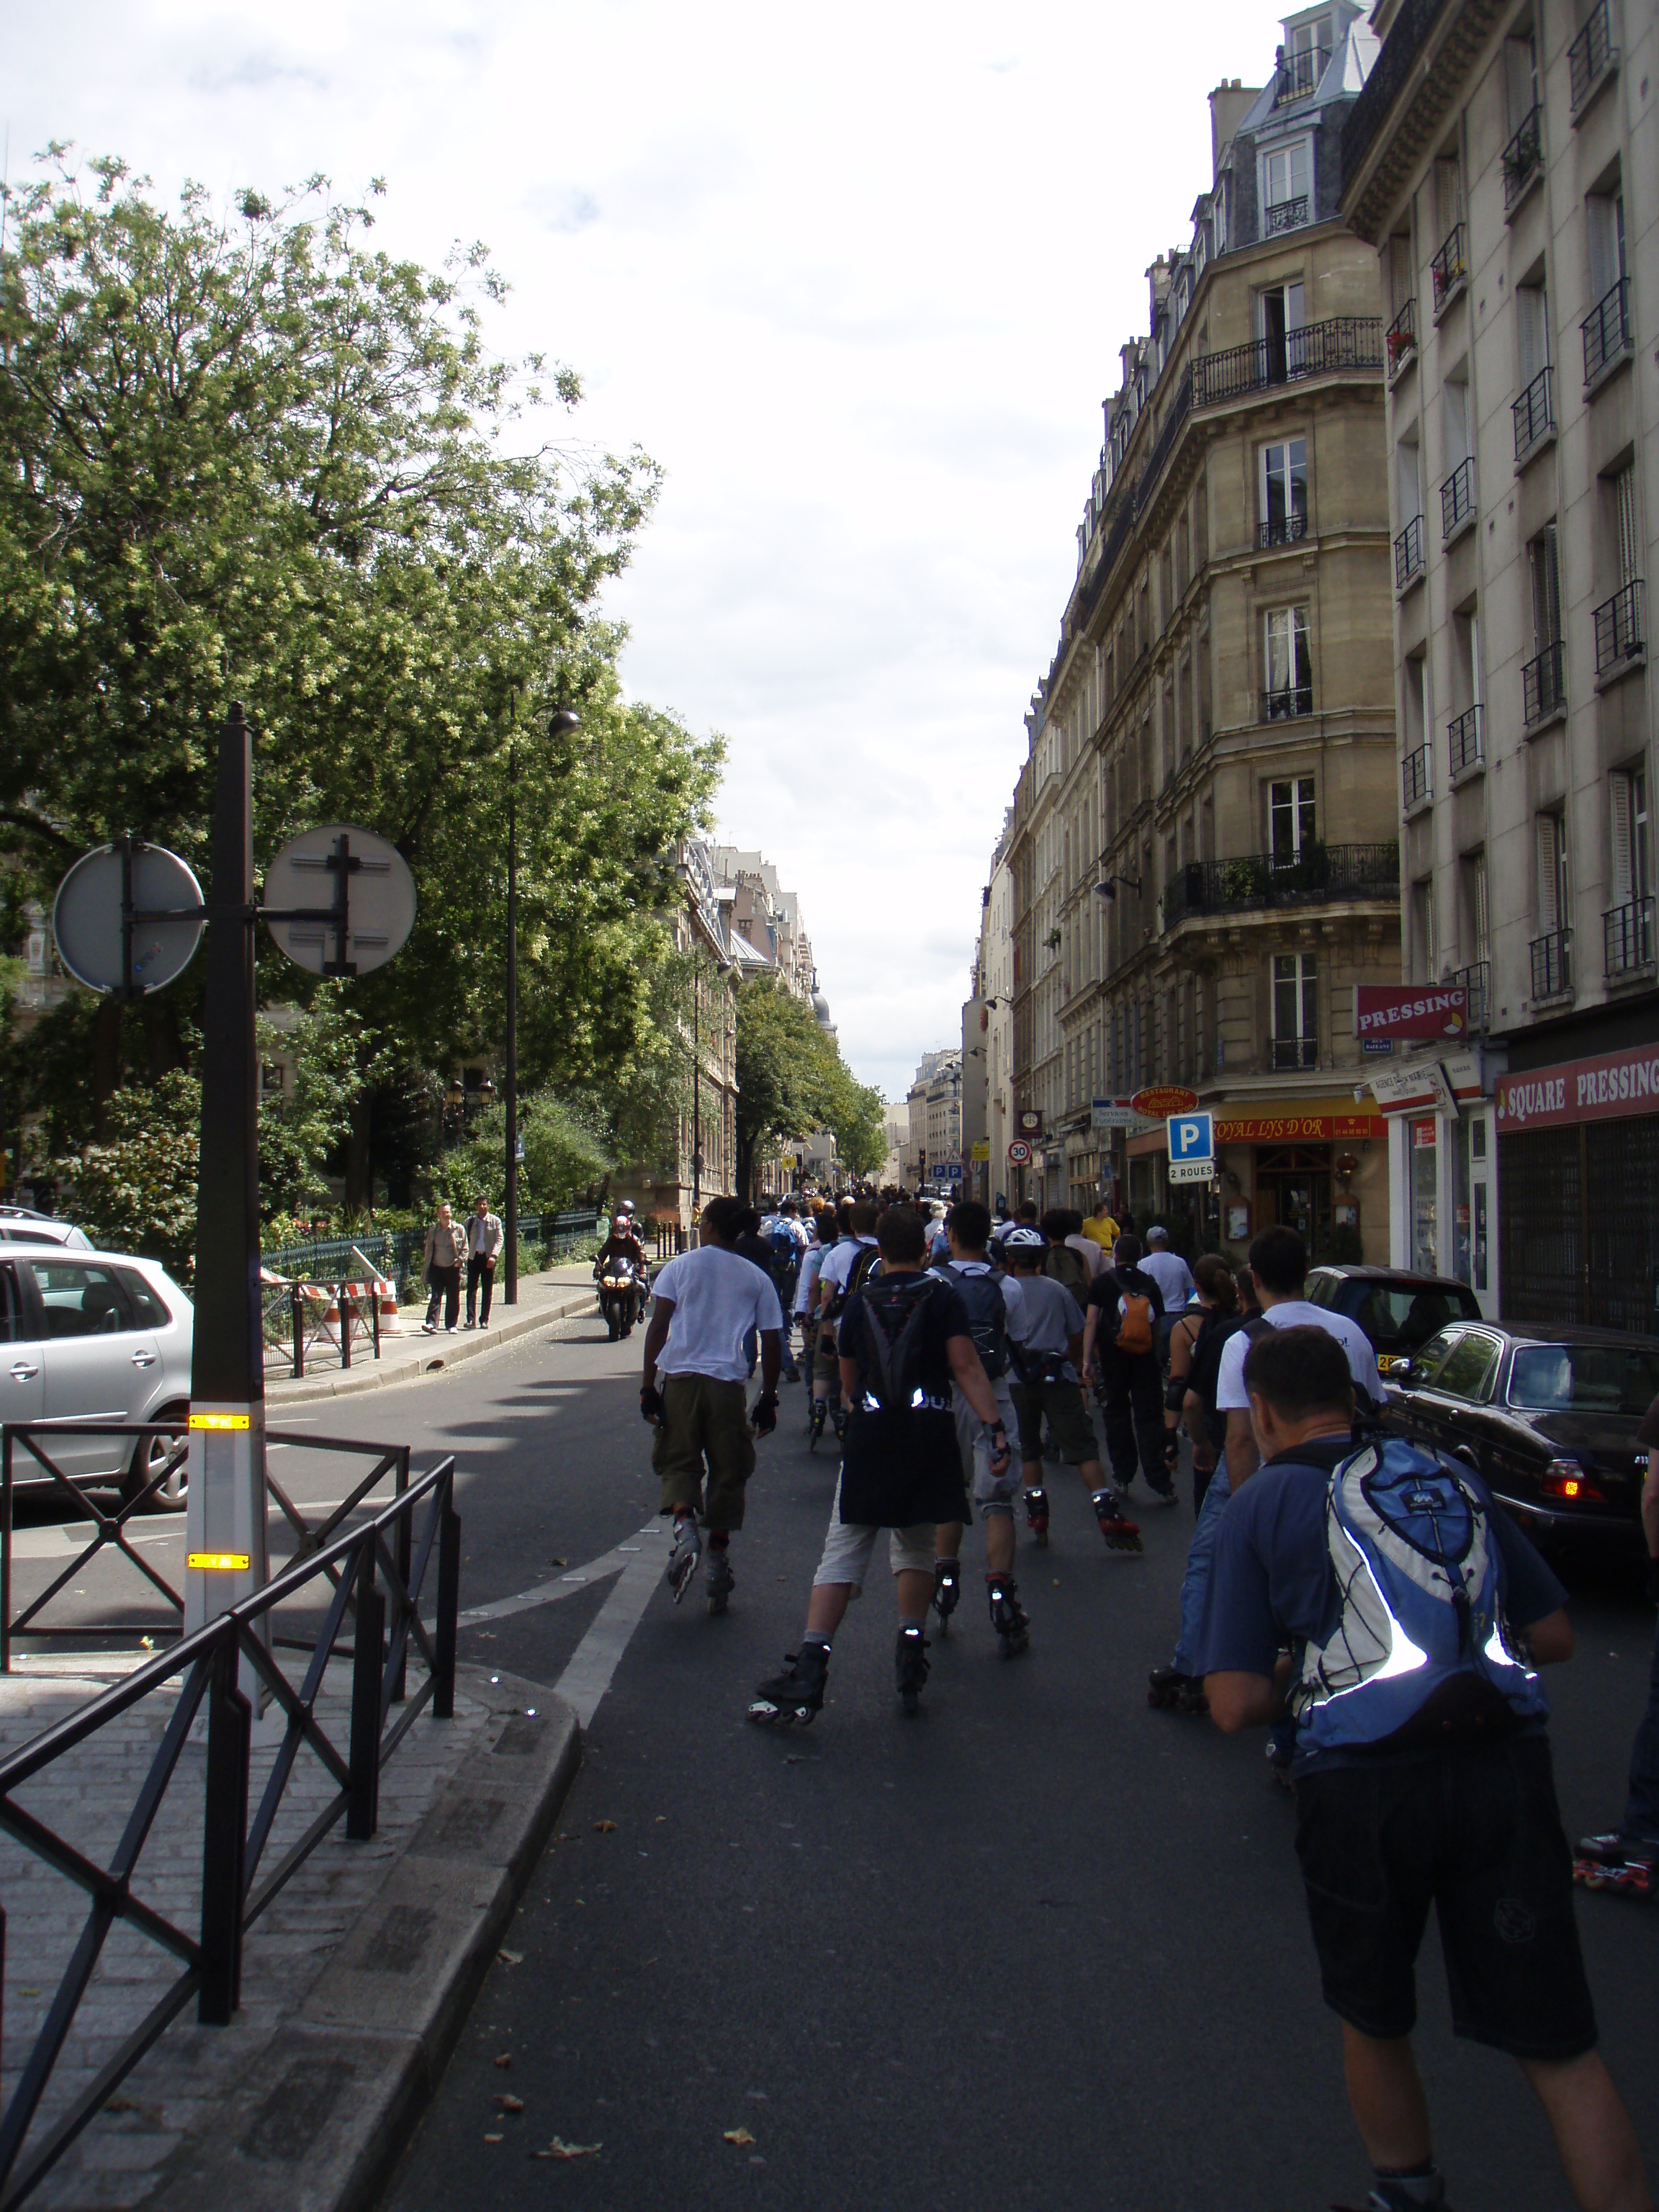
[971, 1141, 990, 1161]
[1168, 1158, 1217, 1185]
[264, 824, 416, 977]
[1007, 1139, 1032, 1164]
[1168, 1110, 1215, 1166]
[1362, 1038, 1396, 1055]
[52, 842, 204, 997]
[935, 1161, 963, 1181]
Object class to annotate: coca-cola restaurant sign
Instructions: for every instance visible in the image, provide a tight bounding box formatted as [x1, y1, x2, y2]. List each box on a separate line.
[1495, 1042, 1659, 1132]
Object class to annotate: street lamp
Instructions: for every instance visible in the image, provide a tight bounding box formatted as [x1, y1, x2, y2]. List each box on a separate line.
[504, 704, 583, 1304]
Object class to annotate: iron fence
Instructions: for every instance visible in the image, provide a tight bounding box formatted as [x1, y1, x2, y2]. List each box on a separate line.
[1450, 960, 1491, 1033]
[1524, 639, 1565, 724]
[1593, 580, 1644, 674]
[1191, 316, 1382, 408]
[1514, 366, 1554, 460]
[1274, 43, 1328, 102]
[1604, 897, 1654, 977]
[1447, 704, 1484, 778]
[1569, 0, 1616, 109]
[1440, 456, 1475, 538]
[1583, 279, 1630, 383]
[1386, 298, 1417, 377]
[1265, 196, 1309, 235]
[1530, 927, 1572, 999]
[1258, 513, 1308, 550]
[1430, 222, 1467, 310]
[1502, 105, 1543, 210]
[1403, 745, 1431, 809]
[1395, 513, 1425, 589]
[1161, 842, 1400, 929]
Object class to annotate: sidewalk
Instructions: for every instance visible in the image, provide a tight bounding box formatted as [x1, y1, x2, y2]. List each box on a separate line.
[267, 1265, 600, 1406]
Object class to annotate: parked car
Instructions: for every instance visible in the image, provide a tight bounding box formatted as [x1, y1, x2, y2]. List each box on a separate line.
[1305, 1263, 1484, 1375]
[0, 1207, 94, 1251]
[0, 1244, 193, 1507]
[1385, 1319, 1659, 1550]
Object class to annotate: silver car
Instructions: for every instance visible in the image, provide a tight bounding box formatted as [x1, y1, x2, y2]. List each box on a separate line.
[0, 1207, 94, 1251]
[0, 1244, 194, 1507]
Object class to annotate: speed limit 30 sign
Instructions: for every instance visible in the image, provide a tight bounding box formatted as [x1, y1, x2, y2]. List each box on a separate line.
[1007, 1139, 1033, 1165]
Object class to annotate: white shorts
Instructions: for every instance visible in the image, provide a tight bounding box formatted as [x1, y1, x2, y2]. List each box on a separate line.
[953, 1372, 1019, 1507]
[811, 1475, 936, 1593]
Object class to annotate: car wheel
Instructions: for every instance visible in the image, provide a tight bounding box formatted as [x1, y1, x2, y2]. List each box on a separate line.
[123, 1406, 190, 1512]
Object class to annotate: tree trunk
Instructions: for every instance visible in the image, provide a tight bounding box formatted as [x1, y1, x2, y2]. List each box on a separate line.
[342, 1084, 374, 1212]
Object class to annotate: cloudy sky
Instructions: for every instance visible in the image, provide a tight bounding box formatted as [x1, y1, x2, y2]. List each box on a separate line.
[8, 0, 1276, 1101]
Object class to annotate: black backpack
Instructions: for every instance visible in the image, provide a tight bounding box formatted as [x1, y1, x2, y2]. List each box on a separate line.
[935, 1261, 1007, 1379]
[826, 1239, 881, 1321]
[856, 1275, 941, 1412]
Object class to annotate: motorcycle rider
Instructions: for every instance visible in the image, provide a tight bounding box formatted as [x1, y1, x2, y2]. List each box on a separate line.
[595, 1202, 650, 1329]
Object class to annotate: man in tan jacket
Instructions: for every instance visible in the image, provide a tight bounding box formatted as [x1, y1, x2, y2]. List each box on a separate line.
[421, 1202, 469, 1334]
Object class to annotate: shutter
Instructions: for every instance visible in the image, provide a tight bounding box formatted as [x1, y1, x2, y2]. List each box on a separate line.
[1616, 469, 1638, 585]
[1474, 850, 1490, 961]
[1611, 773, 1634, 905]
[1537, 816, 1560, 933]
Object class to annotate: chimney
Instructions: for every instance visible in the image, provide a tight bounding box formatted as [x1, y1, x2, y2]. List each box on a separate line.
[1209, 78, 1259, 181]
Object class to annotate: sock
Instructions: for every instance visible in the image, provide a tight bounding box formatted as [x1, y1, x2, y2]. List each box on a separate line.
[899, 1615, 927, 1632]
[1373, 2164, 1443, 2206]
[800, 1632, 831, 1653]
[708, 1531, 729, 1550]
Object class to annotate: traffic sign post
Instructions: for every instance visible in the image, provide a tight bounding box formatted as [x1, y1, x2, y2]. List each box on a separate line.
[1007, 1139, 1032, 1166]
[1166, 1110, 1215, 1187]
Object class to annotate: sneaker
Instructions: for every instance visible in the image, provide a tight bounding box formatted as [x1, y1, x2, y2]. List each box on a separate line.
[421, 1321, 438, 1334]
[461, 1321, 477, 1331]
[705, 1547, 735, 1614]
[445, 1324, 457, 1334]
[665, 1516, 701, 1603]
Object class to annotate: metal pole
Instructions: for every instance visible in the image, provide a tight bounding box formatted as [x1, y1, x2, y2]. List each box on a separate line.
[199, 1634, 250, 2023]
[347, 1542, 385, 1840]
[505, 742, 518, 1306]
[691, 966, 701, 1224]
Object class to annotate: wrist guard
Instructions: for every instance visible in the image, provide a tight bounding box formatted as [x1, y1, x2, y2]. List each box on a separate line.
[639, 1382, 665, 1425]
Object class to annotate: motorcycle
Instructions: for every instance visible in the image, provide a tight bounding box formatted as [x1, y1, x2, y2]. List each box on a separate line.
[597, 1254, 647, 1341]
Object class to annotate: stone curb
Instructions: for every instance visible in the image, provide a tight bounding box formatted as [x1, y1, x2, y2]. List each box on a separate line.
[267, 1290, 598, 1406]
[145, 1667, 581, 2212]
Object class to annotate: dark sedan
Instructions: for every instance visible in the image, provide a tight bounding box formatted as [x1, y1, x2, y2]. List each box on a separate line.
[1386, 1321, 1659, 1548]
[1305, 1263, 1484, 1375]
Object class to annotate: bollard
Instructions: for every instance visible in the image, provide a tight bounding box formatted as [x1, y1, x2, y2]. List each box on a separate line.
[291, 1284, 305, 1381]
[340, 1285, 351, 1371]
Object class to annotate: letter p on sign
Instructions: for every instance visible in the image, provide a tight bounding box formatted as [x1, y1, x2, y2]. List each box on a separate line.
[1168, 1111, 1214, 1164]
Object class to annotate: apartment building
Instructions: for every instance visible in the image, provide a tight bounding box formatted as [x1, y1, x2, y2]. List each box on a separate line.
[1010, 6, 1401, 1259]
[903, 1048, 963, 1189]
[1341, 0, 1657, 1323]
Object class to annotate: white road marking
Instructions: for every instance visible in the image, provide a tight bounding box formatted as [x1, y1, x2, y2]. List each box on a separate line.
[458, 1529, 665, 1624]
[551, 1548, 665, 1727]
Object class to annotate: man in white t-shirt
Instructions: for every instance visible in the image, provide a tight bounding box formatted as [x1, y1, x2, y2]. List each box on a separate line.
[1213, 1226, 1384, 1488]
[641, 1195, 783, 1613]
[1139, 1226, 1196, 1313]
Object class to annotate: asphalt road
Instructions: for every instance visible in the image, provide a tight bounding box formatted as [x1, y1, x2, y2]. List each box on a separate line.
[14, 1314, 1659, 2208]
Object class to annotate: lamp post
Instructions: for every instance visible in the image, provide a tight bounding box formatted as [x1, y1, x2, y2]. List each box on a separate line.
[504, 704, 582, 1304]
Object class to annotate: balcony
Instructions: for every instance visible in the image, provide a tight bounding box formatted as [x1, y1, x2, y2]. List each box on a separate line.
[1258, 513, 1309, 551]
[1394, 513, 1425, 590]
[1502, 105, 1543, 212]
[1430, 222, 1467, 317]
[1275, 42, 1329, 103]
[1262, 683, 1314, 721]
[1161, 842, 1401, 930]
[1523, 639, 1565, 727]
[1569, 0, 1618, 114]
[1513, 366, 1554, 462]
[1530, 928, 1573, 1000]
[1450, 960, 1491, 1032]
[1594, 580, 1645, 675]
[1440, 456, 1475, 541]
[1192, 316, 1383, 408]
[1386, 298, 1417, 382]
[1447, 703, 1484, 778]
[1583, 278, 1631, 387]
[1604, 896, 1655, 978]
[1266, 195, 1310, 236]
[1271, 1037, 1320, 1072]
[1402, 744, 1432, 811]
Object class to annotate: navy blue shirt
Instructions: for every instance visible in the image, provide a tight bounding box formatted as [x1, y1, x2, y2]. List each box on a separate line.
[1194, 1433, 1568, 1771]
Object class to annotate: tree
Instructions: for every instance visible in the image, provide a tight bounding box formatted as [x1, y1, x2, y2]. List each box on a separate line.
[733, 979, 884, 1196]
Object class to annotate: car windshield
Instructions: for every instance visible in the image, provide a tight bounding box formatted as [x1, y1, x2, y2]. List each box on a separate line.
[1354, 1282, 1482, 1353]
[1509, 1342, 1659, 1416]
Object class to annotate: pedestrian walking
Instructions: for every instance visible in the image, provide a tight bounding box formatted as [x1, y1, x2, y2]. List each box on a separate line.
[464, 1195, 503, 1328]
[420, 1201, 468, 1334]
[1138, 1223, 1195, 1313]
[1081, 1232, 1176, 1503]
[1574, 1389, 1659, 1898]
[1079, 1194, 1120, 1256]
[639, 1195, 783, 1617]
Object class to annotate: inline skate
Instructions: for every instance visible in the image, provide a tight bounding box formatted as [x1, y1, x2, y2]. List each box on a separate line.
[895, 1623, 930, 1714]
[1147, 1665, 1207, 1714]
[1023, 1485, 1050, 1545]
[987, 1575, 1030, 1659]
[704, 1545, 735, 1616]
[1091, 1487, 1143, 1554]
[931, 1556, 961, 1634]
[748, 1642, 830, 1725]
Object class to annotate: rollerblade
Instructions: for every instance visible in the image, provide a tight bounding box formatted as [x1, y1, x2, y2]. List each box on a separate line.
[1148, 1665, 1188, 1707]
[895, 1623, 930, 1714]
[1092, 1487, 1143, 1553]
[1023, 1485, 1050, 1546]
[932, 1557, 961, 1634]
[665, 1514, 701, 1603]
[808, 1397, 827, 1449]
[831, 1401, 848, 1444]
[987, 1575, 1030, 1659]
[748, 1642, 830, 1726]
[705, 1545, 735, 1616]
[1573, 1842, 1655, 1898]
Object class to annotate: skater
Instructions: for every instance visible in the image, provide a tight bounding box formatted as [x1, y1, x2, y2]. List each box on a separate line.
[927, 1198, 1031, 1651]
[750, 1206, 1012, 1725]
[809, 1200, 881, 1450]
[639, 1195, 783, 1617]
[1081, 1232, 1177, 1504]
[1168, 1254, 1245, 1518]
[1198, 1326, 1652, 2212]
[999, 1228, 1139, 1554]
[1575, 1390, 1659, 1899]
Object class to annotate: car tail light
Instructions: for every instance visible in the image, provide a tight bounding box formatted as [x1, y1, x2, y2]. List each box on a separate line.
[1542, 1459, 1604, 1503]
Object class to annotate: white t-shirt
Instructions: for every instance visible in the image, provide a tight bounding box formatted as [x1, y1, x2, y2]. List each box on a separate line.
[793, 1242, 827, 1316]
[1214, 1299, 1384, 1413]
[651, 1246, 784, 1384]
[935, 1257, 1030, 1344]
[1141, 1248, 1196, 1308]
[817, 1236, 878, 1300]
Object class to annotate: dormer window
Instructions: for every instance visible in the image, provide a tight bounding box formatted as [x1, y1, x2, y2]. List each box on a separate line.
[1261, 138, 1313, 234]
[1277, 17, 1329, 102]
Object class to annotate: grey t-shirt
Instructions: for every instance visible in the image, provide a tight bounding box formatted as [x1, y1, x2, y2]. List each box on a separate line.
[1012, 1274, 1087, 1383]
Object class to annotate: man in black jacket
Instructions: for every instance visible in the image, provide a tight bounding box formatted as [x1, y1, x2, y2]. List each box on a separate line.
[1080, 1233, 1176, 1503]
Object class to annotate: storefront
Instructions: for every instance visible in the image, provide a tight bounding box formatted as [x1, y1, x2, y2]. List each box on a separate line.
[1125, 1098, 1388, 1262]
[1375, 1051, 1495, 1311]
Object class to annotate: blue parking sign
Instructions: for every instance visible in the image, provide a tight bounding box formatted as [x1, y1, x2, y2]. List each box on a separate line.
[1167, 1111, 1214, 1164]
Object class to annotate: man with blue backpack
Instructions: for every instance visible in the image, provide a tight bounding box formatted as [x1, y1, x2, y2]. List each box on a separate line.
[1198, 1326, 1651, 2212]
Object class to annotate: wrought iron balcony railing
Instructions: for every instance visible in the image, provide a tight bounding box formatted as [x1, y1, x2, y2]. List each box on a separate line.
[1395, 513, 1425, 588]
[1258, 513, 1309, 550]
[1530, 927, 1572, 999]
[1524, 639, 1565, 725]
[1403, 744, 1431, 809]
[1583, 277, 1631, 384]
[1431, 222, 1467, 310]
[1441, 456, 1475, 538]
[1161, 842, 1401, 930]
[1604, 896, 1654, 976]
[1192, 317, 1383, 408]
[1450, 960, 1491, 1032]
[1266, 196, 1310, 235]
[1262, 683, 1314, 722]
[1272, 1037, 1320, 1071]
[1386, 298, 1417, 377]
[1569, 0, 1617, 109]
[1447, 703, 1483, 778]
[1594, 580, 1645, 673]
[1275, 43, 1329, 102]
[1502, 105, 1543, 210]
[1514, 365, 1554, 459]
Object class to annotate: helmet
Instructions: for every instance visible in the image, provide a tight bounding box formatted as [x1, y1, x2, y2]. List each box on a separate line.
[1001, 1225, 1047, 1251]
[616, 1200, 634, 1217]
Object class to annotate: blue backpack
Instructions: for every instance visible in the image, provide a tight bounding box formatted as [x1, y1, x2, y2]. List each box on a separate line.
[1291, 1437, 1549, 1754]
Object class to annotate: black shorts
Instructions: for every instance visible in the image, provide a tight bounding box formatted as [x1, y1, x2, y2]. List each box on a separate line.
[1292, 1735, 1596, 2059]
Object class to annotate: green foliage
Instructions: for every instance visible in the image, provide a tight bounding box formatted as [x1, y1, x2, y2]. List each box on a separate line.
[441, 1091, 612, 1217]
[54, 1071, 199, 1273]
[734, 979, 885, 1192]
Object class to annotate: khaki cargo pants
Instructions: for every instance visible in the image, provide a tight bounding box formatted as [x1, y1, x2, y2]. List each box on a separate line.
[652, 1373, 756, 1530]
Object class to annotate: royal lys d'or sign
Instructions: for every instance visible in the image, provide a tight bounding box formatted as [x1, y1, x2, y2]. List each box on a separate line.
[1214, 1114, 1385, 1143]
[1130, 1084, 1200, 1119]
[1355, 984, 1468, 1040]
[1496, 1042, 1659, 1131]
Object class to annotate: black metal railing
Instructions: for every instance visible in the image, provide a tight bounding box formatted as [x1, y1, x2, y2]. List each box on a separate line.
[1569, 0, 1616, 108]
[1431, 222, 1467, 310]
[1605, 897, 1655, 976]
[1531, 928, 1572, 998]
[1395, 513, 1425, 588]
[1262, 683, 1315, 721]
[1594, 579, 1645, 673]
[1266, 196, 1310, 235]
[1583, 277, 1631, 383]
[1272, 1037, 1321, 1071]
[1161, 842, 1401, 929]
[1259, 513, 1309, 549]
[1276, 43, 1329, 102]
[262, 1213, 602, 1305]
[1386, 298, 1417, 376]
[1502, 104, 1543, 209]
[1403, 745, 1432, 808]
[1447, 703, 1484, 778]
[1514, 365, 1554, 459]
[1192, 317, 1383, 408]
[1441, 456, 1475, 537]
[1524, 639, 1565, 724]
[0, 1455, 460, 2208]
[264, 1277, 382, 1381]
[1341, 0, 1448, 186]
[1451, 960, 1491, 1032]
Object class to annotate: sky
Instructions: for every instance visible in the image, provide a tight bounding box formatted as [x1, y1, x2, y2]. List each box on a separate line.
[6, 0, 1280, 1101]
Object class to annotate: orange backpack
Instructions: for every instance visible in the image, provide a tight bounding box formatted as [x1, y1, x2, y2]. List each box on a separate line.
[1115, 1290, 1154, 1357]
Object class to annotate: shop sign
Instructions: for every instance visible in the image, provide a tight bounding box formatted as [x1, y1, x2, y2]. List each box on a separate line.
[971, 1140, 990, 1161]
[1495, 1041, 1659, 1132]
[1367, 1061, 1457, 1116]
[1130, 1084, 1199, 1119]
[1016, 1107, 1044, 1136]
[1090, 1097, 1141, 1130]
[1411, 1118, 1437, 1148]
[1213, 1112, 1385, 1143]
[1355, 984, 1468, 1042]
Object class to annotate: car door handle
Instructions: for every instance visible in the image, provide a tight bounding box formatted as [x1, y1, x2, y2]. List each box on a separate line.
[10, 1361, 38, 1381]
[130, 1351, 157, 1369]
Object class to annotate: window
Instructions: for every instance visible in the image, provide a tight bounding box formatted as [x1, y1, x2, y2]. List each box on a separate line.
[1535, 810, 1570, 994]
[1610, 768, 1647, 899]
[1270, 776, 1316, 860]
[1272, 952, 1318, 1069]
[1261, 138, 1312, 231]
[1614, 464, 1639, 584]
[1462, 848, 1491, 962]
[1530, 521, 1562, 651]
[1505, 31, 1539, 129]
[1260, 438, 1308, 545]
[1518, 277, 1551, 382]
[1435, 1330, 1501, 1402]
[1403, 656, 1431, 801]
[29, 1261, 139, 1339]
[1434, 155, 1463, 238]
[1258, 282, 1305, 382]
[1263, 606, 1312, 716]
[1413, 873, 1437, 978]
[113, 1267, 172, 1330]
[1587, 187, 1627, 300]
